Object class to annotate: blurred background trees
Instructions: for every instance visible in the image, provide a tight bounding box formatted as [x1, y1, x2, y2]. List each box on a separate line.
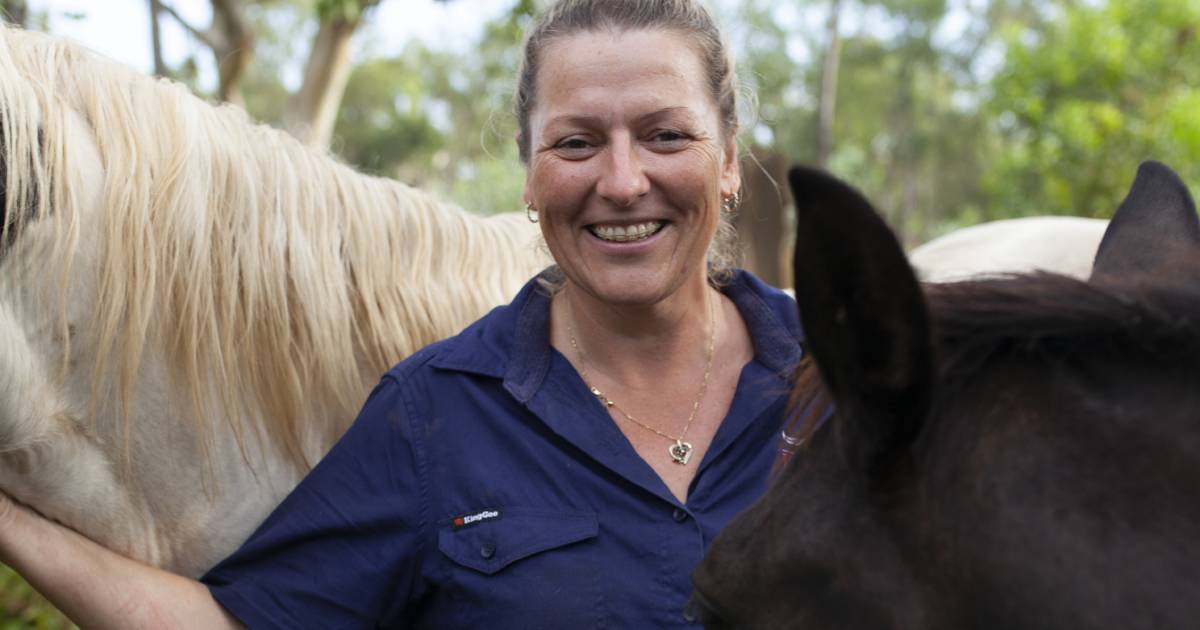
[0, 0, 1197, 624]
[6, 0, 1197, 282]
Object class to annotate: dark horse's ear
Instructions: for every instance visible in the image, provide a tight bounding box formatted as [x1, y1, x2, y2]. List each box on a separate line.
[789, 166, 934, 480]
[1092, 161, 1200, 280]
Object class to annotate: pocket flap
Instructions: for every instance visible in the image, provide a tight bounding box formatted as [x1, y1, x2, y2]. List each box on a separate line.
[438, 508, 598, 575]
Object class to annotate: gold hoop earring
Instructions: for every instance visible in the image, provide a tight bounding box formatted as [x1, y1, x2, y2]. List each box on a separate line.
[721, 191, 741, 215]
[526, 203, 539, 223]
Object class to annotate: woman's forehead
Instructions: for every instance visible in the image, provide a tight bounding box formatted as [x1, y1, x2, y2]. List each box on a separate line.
[533, 30, 715, 126]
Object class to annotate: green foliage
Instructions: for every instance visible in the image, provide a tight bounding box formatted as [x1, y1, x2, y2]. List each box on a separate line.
[333, 54, 444, 174]
[329, 0, 535, 214]
[986, 0, 1200, 218]
[315, 0, 377, 23]
[732, 0, 1000, 244]
[0, 565, 73, 629]
[721, 0, 1198, 245]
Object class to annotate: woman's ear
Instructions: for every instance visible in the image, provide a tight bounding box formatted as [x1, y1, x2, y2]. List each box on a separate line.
[720, 137, 741, 197]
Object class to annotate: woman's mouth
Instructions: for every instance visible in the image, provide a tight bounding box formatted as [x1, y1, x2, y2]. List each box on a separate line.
[588, 221, 665, 243]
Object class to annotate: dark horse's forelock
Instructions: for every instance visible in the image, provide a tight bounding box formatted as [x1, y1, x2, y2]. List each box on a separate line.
[926, 272, 1200, 387]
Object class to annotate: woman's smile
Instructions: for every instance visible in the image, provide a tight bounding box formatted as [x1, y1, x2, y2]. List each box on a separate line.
[587, 220, 666, 243]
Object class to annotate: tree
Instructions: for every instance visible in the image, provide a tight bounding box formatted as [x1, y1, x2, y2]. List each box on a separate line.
[329, 0, 537, 213]
[986, 0, 1200, 218]
[0, 0, 26, 26]
[283, 0, 383, 147]
[156, 0, 254, 104]
[817, 0, 844, 167]
[148, 0, 168, 76]
[154, 0, 389, 149]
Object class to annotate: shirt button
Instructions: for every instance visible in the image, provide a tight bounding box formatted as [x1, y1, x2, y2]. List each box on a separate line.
[480, 543, 496, 559]
[672, 508, 688, 522]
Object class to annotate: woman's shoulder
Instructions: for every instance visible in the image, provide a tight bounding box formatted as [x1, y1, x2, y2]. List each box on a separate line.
[384, 274, 550, 386]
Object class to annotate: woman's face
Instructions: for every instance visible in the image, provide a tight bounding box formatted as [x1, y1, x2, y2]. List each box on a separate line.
[523, 29, 740, 307]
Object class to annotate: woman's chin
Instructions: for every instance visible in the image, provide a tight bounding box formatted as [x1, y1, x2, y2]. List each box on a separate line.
[569, 270, 693, 308]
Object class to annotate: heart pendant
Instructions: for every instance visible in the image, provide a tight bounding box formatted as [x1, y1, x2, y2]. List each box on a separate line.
[668, 440, 694, 465]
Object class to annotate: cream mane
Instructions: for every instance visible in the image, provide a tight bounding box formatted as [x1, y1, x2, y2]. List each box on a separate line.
[0, 25, 546, 471]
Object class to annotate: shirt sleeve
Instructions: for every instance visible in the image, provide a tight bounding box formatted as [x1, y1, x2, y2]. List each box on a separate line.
[202, 376, 429, 629]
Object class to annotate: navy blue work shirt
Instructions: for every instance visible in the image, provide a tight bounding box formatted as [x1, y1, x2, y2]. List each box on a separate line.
[203, 270, 802, 629]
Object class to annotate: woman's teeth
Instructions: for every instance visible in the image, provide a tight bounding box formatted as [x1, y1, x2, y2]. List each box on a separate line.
[590, 221, 664, 242]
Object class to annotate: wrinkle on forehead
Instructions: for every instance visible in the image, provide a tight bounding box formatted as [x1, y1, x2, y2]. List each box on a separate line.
[530, 30, 718, 134]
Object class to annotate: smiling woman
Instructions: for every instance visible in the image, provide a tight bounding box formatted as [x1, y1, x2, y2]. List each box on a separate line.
[204, 3, 802, 628]
[0, 2, 805, 628]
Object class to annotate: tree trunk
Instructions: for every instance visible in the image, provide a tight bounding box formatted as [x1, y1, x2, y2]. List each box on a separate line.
[210, 0, 253, 105]
[817, 0, 843, 167]
[284, 1, 381, 149]
[735, 151, 788, 287]
[1, 0, 27, 26]
[149, 0, 167, 77]
[158, 0, 253, 103]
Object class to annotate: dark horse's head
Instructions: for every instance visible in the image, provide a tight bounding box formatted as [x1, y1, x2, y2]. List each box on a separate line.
[693, 161, 1200, 629]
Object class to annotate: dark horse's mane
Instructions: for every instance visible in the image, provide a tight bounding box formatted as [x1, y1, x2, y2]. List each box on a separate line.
[785, 270, 1200, 447]
[926, 272, 1200, 385]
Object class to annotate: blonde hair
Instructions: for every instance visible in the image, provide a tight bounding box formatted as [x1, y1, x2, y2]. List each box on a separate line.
[0, 26, 546, 470]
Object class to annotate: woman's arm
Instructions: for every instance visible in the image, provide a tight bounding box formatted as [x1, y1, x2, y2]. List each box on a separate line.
[0, 492, 243, 630]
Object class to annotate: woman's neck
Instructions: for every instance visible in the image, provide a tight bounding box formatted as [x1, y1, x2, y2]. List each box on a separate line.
[551, 277, 721, 388]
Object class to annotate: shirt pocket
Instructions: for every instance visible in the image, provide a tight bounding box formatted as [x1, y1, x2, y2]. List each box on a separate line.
[437, 507, 603, 628]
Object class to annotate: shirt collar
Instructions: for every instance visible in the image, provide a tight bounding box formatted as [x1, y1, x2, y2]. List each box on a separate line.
[431, 270, 803, 403]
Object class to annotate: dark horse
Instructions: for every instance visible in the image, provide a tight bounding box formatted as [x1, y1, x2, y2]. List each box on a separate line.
[693, 161, 1200, 629]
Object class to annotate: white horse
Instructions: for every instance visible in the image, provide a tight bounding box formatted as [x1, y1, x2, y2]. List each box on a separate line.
[0, 26, 549, 577]
[909, 216, 1108, 282]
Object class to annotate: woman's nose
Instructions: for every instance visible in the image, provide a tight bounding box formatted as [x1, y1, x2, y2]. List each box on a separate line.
[596, 135, 649, 207]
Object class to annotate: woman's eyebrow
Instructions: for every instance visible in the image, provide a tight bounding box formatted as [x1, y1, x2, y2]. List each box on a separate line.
[543, 107, 699, 132]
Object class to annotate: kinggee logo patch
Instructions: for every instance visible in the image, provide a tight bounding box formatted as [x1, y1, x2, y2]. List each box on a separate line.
[451, 509, 501, 529]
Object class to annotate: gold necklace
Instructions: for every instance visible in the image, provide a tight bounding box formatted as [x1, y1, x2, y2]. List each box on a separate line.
[566, 289, 716, 465]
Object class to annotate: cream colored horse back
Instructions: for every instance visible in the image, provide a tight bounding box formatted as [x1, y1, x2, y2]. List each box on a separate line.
[909, 216, 1108, 282]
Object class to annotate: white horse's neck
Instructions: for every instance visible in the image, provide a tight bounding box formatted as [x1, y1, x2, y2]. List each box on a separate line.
[16, 28, 548, 469]
[0, 26, 547, 575]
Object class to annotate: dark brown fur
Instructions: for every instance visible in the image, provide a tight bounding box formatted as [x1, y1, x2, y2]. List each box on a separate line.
[694, 161, 1200, 629]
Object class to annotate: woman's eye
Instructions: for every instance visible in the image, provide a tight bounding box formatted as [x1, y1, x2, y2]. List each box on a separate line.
[556, 138, 592, 151]
[649, 130, 690, 146]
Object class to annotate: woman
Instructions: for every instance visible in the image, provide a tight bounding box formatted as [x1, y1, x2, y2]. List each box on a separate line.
[0, 0, 801, 627]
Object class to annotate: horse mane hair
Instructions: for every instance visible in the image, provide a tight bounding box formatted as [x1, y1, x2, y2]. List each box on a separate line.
[0, 25, 543, 470]
[925, 272, 1200, 382]
[781, 270, 1200, 452]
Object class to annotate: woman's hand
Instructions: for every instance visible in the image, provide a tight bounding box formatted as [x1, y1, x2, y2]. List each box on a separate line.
[0, 489, 243, 630]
